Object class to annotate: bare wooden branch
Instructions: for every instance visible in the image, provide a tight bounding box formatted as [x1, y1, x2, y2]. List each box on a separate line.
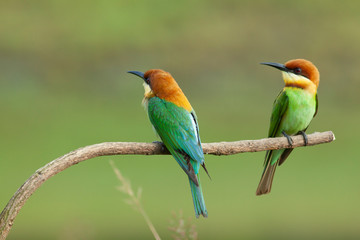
[0, 131, 335, 239]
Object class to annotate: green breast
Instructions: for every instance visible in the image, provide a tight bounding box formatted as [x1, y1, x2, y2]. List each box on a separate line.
[278, 88, 316, 136]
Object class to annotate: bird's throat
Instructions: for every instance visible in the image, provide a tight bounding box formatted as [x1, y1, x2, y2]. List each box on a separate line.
[143, 83, 155, 98]
[283, 72, 317, 94]
[142, 83, 155, 108]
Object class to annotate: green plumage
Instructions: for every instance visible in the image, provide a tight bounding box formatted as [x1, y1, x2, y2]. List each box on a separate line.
[257, 87, 318, 195]
[146, 96, 208, 218]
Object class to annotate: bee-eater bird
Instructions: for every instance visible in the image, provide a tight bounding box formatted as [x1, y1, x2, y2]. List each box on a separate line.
[256, 59, 319, 196]
[128, 69, 208, 218]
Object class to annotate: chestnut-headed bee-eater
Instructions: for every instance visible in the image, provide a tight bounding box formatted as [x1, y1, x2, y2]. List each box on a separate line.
[256, 59, 319, 196]
[128, 69, 208, 218]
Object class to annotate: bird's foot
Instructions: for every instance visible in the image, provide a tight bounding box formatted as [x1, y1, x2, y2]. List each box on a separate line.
[152, 141, 166, 151]
[299, 131, 308, 146]
[282, 131, 293, 147]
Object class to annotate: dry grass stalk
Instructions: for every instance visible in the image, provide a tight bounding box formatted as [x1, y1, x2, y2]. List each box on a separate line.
[109, 160, 161, 240]
[168, 210, 198, 240]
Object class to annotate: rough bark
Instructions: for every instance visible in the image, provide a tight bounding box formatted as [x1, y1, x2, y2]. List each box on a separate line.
[0, 131, 335, 239]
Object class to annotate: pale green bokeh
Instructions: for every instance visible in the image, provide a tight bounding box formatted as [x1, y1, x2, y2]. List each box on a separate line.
[0, 1, 359, 239]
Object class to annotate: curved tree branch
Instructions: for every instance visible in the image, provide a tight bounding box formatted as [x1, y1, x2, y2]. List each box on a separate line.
[0, 131, 335, 239]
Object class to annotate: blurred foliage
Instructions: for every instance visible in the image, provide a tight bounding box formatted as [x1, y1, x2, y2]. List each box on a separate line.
[0, 0, 359, 239]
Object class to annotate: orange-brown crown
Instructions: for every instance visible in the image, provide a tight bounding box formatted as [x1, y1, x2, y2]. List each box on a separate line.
[144, 69, 192, 111]
[285, 59, 320, 88]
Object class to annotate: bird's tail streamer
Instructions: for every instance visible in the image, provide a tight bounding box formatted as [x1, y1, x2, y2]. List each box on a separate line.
[188, 175, 208, 218]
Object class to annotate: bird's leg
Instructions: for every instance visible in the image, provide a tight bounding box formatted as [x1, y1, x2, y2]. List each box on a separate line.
[299, 131, 308, 146]
[282, 131, 293, 147]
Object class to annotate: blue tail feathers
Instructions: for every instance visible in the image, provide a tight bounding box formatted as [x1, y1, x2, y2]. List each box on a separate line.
[189, 175, 208, 218]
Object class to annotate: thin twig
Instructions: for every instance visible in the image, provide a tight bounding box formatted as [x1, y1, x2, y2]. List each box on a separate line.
[110, 160, 161, 240]
[0, 131, 335, 239]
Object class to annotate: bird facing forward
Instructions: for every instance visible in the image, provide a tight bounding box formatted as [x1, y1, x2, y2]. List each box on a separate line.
[128, 69, 208, 217]
[257, 59, 319, 196]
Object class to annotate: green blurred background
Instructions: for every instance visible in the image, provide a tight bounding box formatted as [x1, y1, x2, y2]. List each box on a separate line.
[0, 0, 359, 239]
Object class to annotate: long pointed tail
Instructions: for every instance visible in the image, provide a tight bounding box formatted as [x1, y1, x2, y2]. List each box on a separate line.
[256, 161, 278, 196]
[189, 175, 208, 218]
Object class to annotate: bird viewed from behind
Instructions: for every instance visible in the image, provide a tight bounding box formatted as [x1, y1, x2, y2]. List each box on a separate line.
[128, 69, 209, 218]
[256, 59, 319, 196]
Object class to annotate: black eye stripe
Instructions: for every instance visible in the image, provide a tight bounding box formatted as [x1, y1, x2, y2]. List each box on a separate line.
[292, 67, 302, 74]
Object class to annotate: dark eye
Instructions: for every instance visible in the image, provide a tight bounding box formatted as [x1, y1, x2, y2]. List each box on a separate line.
[294, 67, 302, 74]
[145, 78, 150, 84]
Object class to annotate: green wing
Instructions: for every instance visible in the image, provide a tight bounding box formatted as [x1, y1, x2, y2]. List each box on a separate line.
[265, 90, 289, 166]
[268, 90, 289, 138]
[314, 93, 319, 117]
[147, 97, 204, 175]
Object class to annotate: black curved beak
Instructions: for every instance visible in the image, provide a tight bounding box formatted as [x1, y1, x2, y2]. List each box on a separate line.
[260, 62, 288, 72]
[127, 71, 145, 80]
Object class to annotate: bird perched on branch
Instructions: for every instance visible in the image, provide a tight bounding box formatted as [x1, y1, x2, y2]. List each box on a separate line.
[128, 69, 209, 218]
[256, 59, 319, 196]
